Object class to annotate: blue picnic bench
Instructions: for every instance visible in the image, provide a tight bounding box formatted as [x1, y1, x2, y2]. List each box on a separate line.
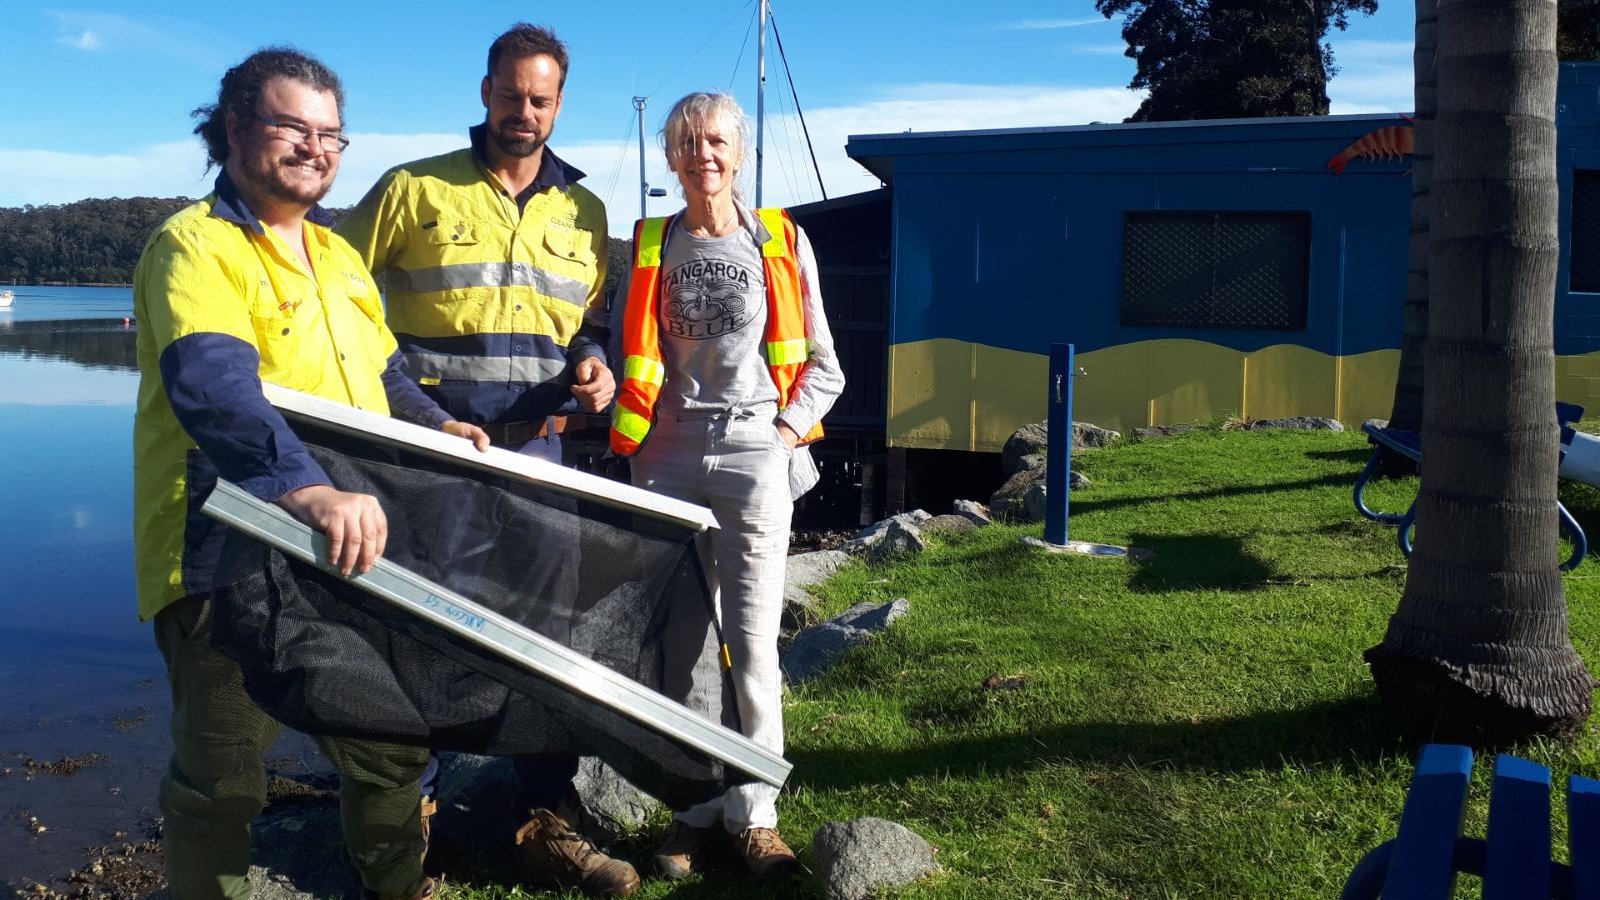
[1352, 403, 1590, 571]
[1341, 744, 1600, 899]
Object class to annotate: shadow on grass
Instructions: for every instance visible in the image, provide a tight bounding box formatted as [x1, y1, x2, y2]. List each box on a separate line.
[1124, 533, 1275, 593]
[1068, 472, 1354, 516]
[788, 693, 1402, 794]
[1302, 447, 1373, 465]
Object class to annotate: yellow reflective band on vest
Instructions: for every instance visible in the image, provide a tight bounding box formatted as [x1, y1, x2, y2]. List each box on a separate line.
[637, 217, 668, 268]
[765, 337, 809, 367]
[756, 208, 788, 258]
[622, 353, 666, 386]
[613, 406, 653, 444]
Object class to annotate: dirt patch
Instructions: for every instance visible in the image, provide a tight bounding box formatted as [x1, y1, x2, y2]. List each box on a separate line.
[21, 827, 164, 900]
[4, 754, 108, 778]
[110, 709, 151, 734]
[790, 528, 853, 554]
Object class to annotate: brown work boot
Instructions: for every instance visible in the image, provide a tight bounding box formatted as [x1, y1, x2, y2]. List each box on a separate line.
[513, 794, 641, 897]
[733, 827, 800, 878]
[418, 795, 437, 864]
[651, 820, 724, 880]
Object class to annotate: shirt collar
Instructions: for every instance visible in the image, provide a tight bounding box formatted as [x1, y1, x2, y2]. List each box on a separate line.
[468, 123, 587, 194]
[210, 169, 335, 233]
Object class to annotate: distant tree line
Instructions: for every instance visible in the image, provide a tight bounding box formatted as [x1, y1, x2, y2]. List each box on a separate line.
[0, 196, 635, 300]
[0, 197, 193, 284]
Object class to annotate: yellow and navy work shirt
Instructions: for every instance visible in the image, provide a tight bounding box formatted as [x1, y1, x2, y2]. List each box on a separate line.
[133, 171, 450, 621]
[337, 126, 609, 426]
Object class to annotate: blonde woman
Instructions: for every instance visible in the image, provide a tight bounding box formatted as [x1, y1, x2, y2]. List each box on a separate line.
[609, 91, 844, 879]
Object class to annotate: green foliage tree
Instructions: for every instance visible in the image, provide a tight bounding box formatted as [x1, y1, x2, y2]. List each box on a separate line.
[1094, 0, 1379, 122]
[0, 197, 193, 284]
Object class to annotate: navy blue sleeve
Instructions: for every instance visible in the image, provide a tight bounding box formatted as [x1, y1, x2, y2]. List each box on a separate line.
[159, 332, 329, 502]
[566, 319, 611, 367]
[380, 350, 452, 428]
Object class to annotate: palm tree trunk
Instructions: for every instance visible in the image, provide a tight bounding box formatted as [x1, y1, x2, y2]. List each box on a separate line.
[1386, 0, 1437, 436]
[1365, 0, 1593, 746]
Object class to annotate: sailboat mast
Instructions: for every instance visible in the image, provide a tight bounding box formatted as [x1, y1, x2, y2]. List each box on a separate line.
[756, 0, 767, 207]
[634, 96, 648, 221]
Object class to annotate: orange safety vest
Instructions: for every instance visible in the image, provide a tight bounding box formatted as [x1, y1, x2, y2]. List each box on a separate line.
[611, 208, 824, 456]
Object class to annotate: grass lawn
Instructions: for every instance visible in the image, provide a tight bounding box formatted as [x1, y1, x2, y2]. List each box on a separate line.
[450, 423, 1600, 899]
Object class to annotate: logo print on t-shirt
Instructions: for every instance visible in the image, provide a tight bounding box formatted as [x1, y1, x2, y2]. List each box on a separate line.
[661, 258, 755, 340]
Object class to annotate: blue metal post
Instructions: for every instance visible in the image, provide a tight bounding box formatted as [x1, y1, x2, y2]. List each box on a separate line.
[1045, 343, 1075, 546]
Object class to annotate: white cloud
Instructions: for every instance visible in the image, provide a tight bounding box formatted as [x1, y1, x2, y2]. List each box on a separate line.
[995, 17, 1109, 30]
[45, 10, 231, 66]
[1072, 43, 1128, 56]
[0, 83, 1144, 235]
[59, 29, 99, 50]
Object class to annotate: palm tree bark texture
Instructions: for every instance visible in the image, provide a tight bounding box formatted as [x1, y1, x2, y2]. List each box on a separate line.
[1385, 0, 1436, 438]
[1365, 0, 1595, 746]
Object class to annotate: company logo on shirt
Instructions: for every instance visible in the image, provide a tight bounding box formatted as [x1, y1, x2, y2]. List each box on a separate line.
[661, 258, 755, 340]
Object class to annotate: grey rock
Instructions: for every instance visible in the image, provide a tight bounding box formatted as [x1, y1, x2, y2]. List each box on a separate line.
[864, 519, 927, 565]
[783, 549, 852, 630]
[245, 802, 353, 900]
[1133, 422, 1199, 439]
[996, 468, 1089, 523]
[1001, 422, 1120, 475]
[989, 466, 1043, 521]
[841, 510, 931, 556]
[951, 499, 992, 525]
[427, 753, 651, 878]
[921, 514, 978, 536]
[781, 599, 910, 684]
[1001, 422, 1050, 476]
[1248, 416, 1345, 432]
[812, 817, 938, 900]
[1073, 421, 1121, 449]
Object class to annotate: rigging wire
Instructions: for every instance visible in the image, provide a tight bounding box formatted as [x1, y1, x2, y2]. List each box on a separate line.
[727, 7, 757, 91]
[601, 106, 643, 212]
[770, 65, 804, 203]
[644, 0, 754, 99]
[770, 11, 828, 200]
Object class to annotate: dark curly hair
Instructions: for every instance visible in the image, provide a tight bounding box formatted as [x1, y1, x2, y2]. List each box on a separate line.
[486, 23, 569, 88]
[191, 47, 345, 169]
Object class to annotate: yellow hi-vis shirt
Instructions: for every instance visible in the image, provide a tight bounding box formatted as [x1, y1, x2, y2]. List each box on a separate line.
[337, 139, 608, 424]
[133, 188, 398, 621]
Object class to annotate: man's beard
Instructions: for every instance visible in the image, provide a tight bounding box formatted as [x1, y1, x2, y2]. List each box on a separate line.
[490, 117, 547, 158]
[242, 151, 334, 208]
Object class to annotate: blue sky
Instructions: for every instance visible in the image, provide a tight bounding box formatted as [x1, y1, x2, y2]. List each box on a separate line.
[1, 2, 1415, 235]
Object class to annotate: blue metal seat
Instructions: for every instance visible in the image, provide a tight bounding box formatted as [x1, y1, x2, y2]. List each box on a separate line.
[1352, 403, 1589, 571]
[1342, 743, 1600, 899]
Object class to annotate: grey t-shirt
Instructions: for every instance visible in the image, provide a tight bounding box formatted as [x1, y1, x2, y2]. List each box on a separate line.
[654, 216, 781, 417]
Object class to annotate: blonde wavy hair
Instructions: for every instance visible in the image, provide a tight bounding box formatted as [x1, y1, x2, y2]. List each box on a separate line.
[660, 91, 751, 203]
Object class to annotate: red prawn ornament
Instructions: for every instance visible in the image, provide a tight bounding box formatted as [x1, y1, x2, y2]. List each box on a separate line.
[1325, 115, 1415, 175]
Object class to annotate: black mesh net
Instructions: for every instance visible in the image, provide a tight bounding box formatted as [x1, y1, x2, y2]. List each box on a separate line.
[208, 414, 747, 810]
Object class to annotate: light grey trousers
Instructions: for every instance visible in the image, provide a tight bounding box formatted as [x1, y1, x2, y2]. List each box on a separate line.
[631, 404, 792, 831]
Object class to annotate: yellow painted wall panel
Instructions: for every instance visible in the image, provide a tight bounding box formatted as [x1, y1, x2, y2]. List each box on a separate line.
[972, 344, 1049, 453]
[886, 338, 1595, 451]
[1147, 340, 1245, 425]
[1243, 345, 1337, 420]
[887, 339, 974, 450]
[1337, 350, 1401, 425]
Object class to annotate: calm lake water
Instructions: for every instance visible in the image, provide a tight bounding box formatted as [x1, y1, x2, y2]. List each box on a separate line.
[0, 286, 323, 888]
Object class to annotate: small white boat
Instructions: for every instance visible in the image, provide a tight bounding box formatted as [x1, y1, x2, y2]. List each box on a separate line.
[0, 290, 13, 309]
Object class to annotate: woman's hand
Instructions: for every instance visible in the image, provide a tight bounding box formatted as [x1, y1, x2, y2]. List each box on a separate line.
[776, 421, 800, 449]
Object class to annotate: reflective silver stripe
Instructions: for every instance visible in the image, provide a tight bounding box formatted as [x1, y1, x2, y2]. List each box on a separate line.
[389, 262, 591, 307]
[404, 352, 568, 384]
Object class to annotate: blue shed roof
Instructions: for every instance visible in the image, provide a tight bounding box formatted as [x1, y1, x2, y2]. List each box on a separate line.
[846, 112, 1410, 182]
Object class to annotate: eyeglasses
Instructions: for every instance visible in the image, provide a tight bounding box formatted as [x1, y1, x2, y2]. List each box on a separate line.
[254, 114, 350, 153]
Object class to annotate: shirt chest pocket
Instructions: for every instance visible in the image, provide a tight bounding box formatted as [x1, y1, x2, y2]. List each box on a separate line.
[540, 226, 598, 286]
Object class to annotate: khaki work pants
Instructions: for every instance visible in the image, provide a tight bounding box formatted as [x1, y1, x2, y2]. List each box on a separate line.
[153, 595, 430, 900]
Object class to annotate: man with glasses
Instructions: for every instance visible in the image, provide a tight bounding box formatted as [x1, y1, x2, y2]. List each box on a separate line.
[339, 23, 636, 899]
[133, 47, 486, 900]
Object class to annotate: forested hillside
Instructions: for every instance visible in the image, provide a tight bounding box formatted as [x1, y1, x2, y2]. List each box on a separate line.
[0, 196, 633, 301]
